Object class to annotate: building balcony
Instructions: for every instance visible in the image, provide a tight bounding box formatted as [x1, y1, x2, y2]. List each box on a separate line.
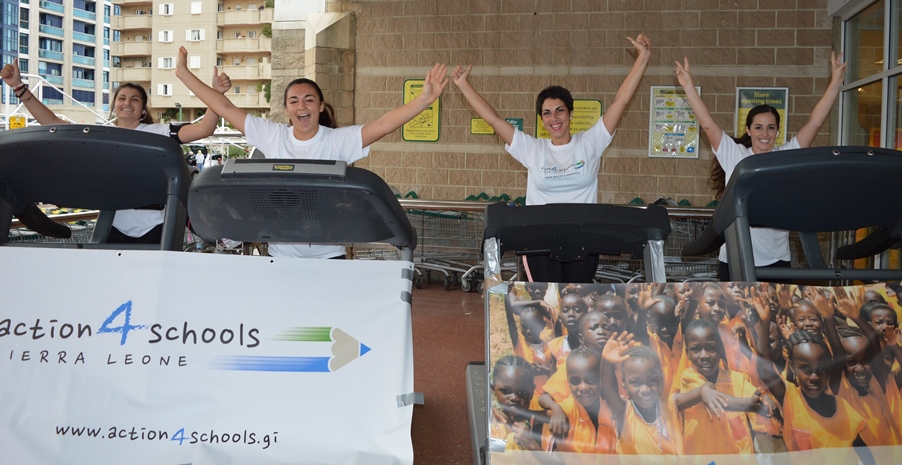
[72, 55, 96, 66]
[73, 8, 97, 21]
[116, 66, 151, 82]
[216, 36, 272, 54]
[113, 41, 152, 57]
[114, 14, 152, 30]
[39, 0, 65, 14]
[73, 32, 96, 43]
[217, 7, 273, 27]
[111, 0, 153, 5]
[72, 78, 95, 89]
[40, 74, 64, 85]
[39, 24, 65, 38]
[220, 92, 268, 108]
[38, 49, 64, 61]
[219, 63, 271, 80]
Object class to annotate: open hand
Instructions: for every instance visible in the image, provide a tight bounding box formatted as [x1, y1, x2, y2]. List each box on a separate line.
[420, 63, 449, 104]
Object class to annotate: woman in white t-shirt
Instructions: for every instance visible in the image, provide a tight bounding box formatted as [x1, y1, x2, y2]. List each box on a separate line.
[176, 46, 448, 259]
[451, 34, 652, 283]
[674, 52, 847, 280]
[1, 59, 231, 244]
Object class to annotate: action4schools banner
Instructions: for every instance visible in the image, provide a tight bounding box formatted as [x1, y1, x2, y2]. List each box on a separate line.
[0, 248, 415, 465]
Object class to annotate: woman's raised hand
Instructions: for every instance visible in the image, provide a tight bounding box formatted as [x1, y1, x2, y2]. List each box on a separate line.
[627, 33, 651, 57]
[212, 67, 231, 95]
[0, 58, 23, 88]
[451, 64, 473, 87]
[829, 51, 847, 86]
[420, 63, 449, 104]
[674, 57, 695, 89]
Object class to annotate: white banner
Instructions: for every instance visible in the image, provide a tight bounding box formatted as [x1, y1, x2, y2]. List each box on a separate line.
[0, 248, 415, 465]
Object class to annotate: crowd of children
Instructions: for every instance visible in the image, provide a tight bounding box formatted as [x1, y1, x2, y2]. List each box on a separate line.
[492, 281, 902, 460]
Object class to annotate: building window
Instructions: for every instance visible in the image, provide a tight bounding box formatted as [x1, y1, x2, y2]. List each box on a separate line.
[217, 30, 224, 40]
[248, 31, 257, 39]
[187, 29, 204, 42]
[159, 3, 174, 16]
[157, 83, 172, 96]
[216, 56, 223, 66]
[159, 30, 173, 43]
[191, 2, 202, 14]
[190, 56, 201, 69]
[159, 57, 174, 69]
[840, 0, 902, 149]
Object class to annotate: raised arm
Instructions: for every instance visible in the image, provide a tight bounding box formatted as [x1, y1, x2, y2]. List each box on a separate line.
[601, 34, 651, 134]
[174, 61, 232, 143]
[674, 57, 724, 151]
[795, 52, 846, 148]
[361, 64, 448, 148]
[1, 59, 68, 125]
[452, 64, 516, 145]
[751, 287, 787, 405]
[176, 46, 249, 133]
[600, 332, 631, 432]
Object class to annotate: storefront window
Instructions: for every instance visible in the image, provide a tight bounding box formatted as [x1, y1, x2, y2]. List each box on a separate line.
[846, 1, 884, 82]
[843, 80, 884, 146]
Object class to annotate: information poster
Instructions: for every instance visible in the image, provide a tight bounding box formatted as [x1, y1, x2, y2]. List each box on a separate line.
[401, 79, 440, 142]
[470, 118, 523, 135]
[736, 87, 789, 146]
[536, 99, 602, 139]
[649, 86, 700, 158]
[486, 281, 902, 465]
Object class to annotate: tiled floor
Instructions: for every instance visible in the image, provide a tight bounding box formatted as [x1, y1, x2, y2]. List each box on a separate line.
[410, 284, 485, 465]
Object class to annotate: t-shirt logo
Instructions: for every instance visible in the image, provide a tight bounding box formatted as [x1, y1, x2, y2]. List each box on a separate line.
[541, 160, 586, 179]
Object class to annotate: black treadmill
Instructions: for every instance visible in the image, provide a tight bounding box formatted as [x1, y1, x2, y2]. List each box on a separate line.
[187, 158, 416, 260]
[682, 145, 902, 282]
[0, 125, 190, 250]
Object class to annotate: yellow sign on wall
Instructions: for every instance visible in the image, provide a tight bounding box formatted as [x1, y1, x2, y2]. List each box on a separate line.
[535, 99, 602, 139]
[9, 115, 26, 129]
[402, 79, 440, 142]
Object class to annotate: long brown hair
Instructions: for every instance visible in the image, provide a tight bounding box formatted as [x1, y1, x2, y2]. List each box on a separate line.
[710, 105, 781, 198]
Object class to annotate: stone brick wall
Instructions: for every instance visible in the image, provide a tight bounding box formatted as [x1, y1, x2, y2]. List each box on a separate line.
[329, 1, 836, 205]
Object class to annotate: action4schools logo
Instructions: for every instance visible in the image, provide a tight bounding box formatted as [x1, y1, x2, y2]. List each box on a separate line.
[1, 300, 371, 373]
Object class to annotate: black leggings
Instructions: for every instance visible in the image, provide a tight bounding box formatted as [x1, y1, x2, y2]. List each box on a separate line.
[524, 255, 600, 284]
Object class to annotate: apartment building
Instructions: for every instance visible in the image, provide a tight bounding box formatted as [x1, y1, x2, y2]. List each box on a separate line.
[111, 0, 272, 123]
[6, 0, 112, 122]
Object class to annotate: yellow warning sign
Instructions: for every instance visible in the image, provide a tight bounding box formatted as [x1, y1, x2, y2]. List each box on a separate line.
[9, 115, 26, 129]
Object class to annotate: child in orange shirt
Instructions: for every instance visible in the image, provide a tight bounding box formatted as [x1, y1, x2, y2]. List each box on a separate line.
[679, 318, 764, 455]
[753, 296, 872, 464]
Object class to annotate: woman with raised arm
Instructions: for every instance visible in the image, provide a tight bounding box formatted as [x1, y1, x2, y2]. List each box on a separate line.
[674, 52, 846, 281]
[176, 46, 448, 259]
[452, 34, 651, 284]
[1, 59, 231, 244]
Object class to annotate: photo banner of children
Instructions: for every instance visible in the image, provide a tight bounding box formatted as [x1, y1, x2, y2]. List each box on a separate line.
[487, 281, 902, 465]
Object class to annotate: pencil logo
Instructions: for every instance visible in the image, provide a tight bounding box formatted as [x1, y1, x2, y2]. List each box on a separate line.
[214, 327, 370, 372]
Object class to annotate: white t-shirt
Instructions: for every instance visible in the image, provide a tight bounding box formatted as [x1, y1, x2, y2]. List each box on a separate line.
[111, 123, 171, 237]
[195, 153, 206, 168]
[504, 120, 613, 205]
[244, 114, 371, 259]
[714, 131, 801, 265]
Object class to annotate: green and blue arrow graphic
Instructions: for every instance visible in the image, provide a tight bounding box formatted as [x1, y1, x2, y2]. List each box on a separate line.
[216, 327, 370, 372]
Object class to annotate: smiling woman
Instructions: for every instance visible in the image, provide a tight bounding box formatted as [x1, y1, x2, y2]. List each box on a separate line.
[0, 59, 231, 244]
[175, 46, 448, 259]
[674, 53, 847, 280]
[451, 33, 651, 283]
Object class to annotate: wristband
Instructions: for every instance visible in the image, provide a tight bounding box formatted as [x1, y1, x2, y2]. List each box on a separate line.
[12, 82, 27, 92]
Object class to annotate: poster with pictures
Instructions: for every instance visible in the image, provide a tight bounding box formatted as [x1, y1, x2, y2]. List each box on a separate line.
[649, 86, 700, 158]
